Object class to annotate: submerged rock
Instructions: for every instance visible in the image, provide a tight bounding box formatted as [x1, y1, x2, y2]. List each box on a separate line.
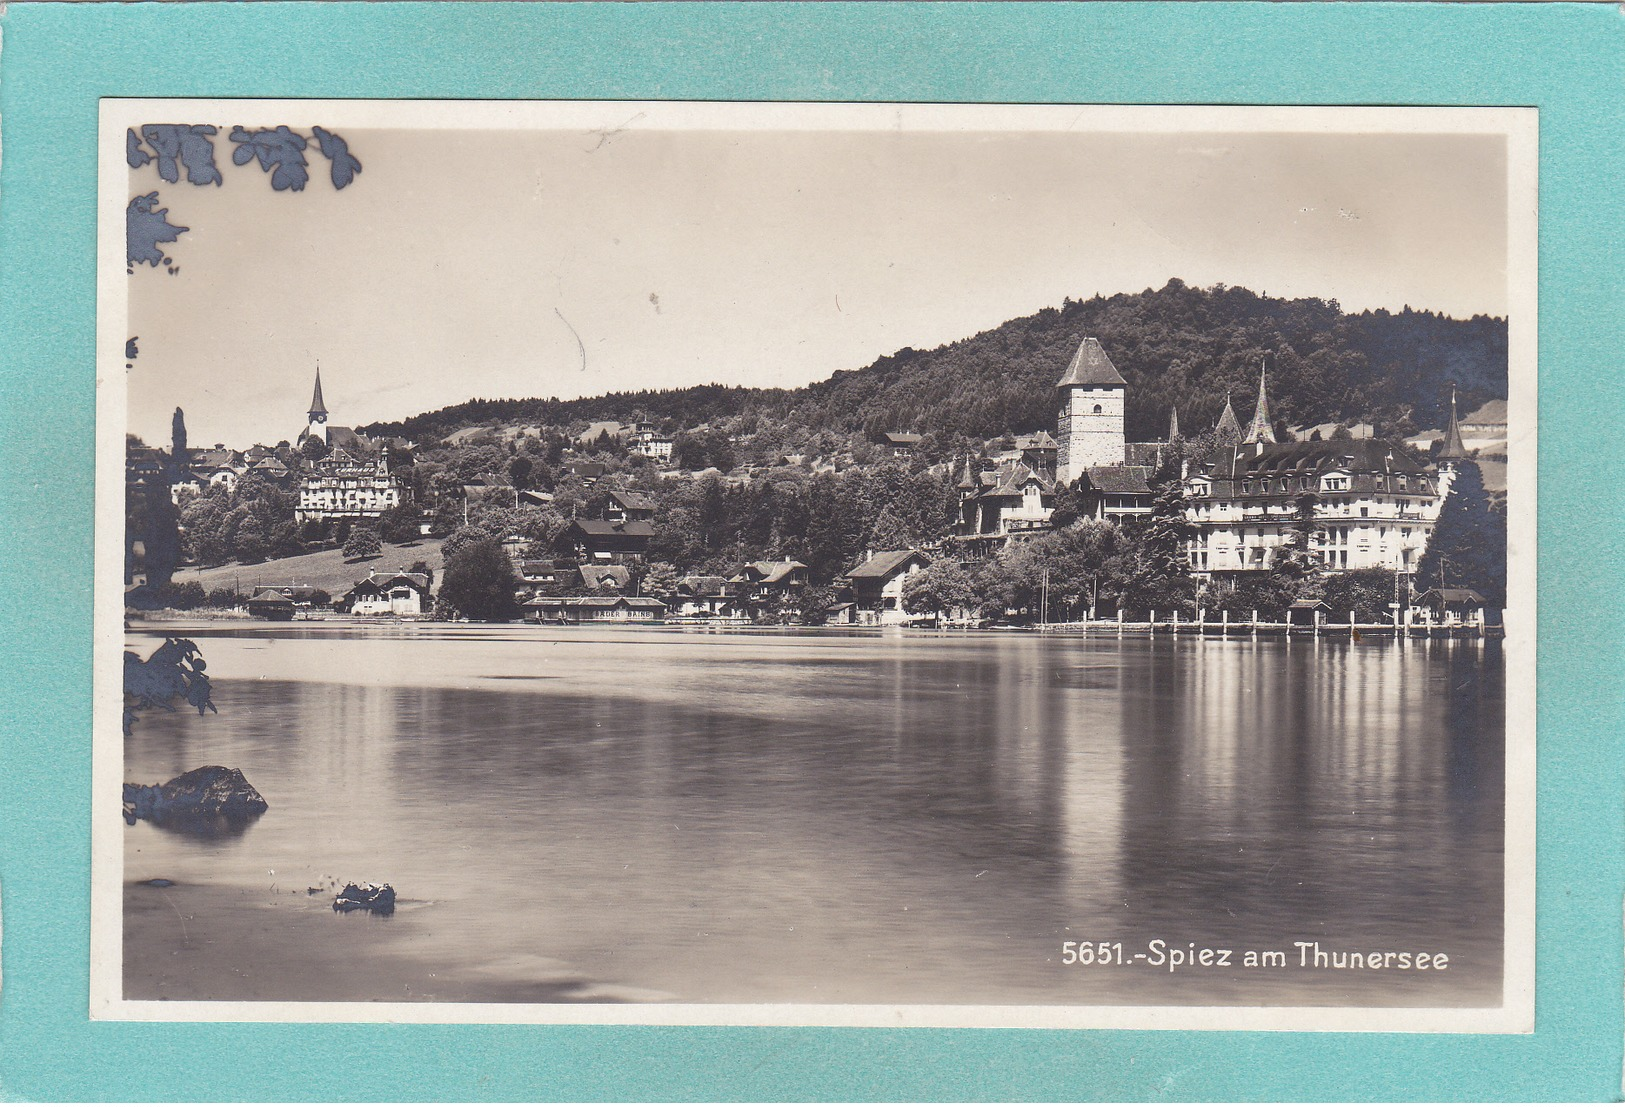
[332, 882, 396, 916]
[123, 765, 268, 825]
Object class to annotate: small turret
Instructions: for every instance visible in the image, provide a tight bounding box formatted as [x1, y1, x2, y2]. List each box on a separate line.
[1213, 397, 1242, 446]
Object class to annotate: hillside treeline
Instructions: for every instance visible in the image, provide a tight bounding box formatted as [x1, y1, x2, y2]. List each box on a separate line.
[362, 280, 1507, 446]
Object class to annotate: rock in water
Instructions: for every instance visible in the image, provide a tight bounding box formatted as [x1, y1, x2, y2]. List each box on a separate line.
[333, 882, 396, 916]
[123, 765, 269, 825]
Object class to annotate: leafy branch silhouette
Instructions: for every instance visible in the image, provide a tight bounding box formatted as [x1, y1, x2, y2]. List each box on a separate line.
[123, 637, 216, 737]
[125, 123, 362, 270]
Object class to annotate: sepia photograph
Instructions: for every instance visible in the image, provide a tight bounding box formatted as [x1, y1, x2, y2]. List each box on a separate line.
[94, 100, 1535, 1030]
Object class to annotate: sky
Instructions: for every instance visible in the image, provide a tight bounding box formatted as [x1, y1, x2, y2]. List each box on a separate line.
[122, 106, 1511, 448]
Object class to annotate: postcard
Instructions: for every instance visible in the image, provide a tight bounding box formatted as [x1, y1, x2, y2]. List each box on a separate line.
[94, 99, 1535, 1032]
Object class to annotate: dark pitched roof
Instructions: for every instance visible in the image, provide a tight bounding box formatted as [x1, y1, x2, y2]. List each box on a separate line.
[1198, 439, 1430, 480]
[1415, 588, 1487, 606]
[883, 432, 922, 446]
[1055, 337, 1126, 389]
[731, 561, 807, 584]
[1013, 431, 1058, 451]
[847, 549, 926, 580]
[1213, 399, 1243, 445]
[677, 575, 729, 596]
[1438, 391, 1469, 460]
[326, 426, 370, 455]
[246, 589, 293, 605]
[609, 491, 657, 511]
[1085, 465, 1153, 494]
[568, 519, 655, 538]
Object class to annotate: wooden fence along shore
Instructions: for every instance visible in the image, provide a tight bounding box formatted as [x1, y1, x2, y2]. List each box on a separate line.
[1032, 608, 1505, 639]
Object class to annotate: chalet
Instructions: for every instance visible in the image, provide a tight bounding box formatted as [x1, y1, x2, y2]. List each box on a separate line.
[562, 460, 607, 485]
[843, 549, 932, 625]
[524, 595, 666, 624]
[604, 491, 657, 523]
[881, 432, 922, 459]
[518, 559, 572, 586]
[339, 571, 431, 616]
[728, 561, 808, 601]
[956, 458, 1055, 550]
[564, 519, 654, 563]
[670, 576, 738, 619]
[1076, 465, 1155, 521]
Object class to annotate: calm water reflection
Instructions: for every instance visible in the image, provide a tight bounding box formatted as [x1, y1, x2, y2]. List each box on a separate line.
[124, 624, 1502, 1006]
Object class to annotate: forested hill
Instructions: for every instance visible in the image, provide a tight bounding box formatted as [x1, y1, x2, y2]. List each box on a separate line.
[364, 280, 1507, 444]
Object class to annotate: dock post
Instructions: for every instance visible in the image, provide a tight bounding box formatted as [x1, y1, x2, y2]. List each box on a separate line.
[1350, 611, 1356, 637]
[1313, 609, 1321, 637]
[1222, 609, 1229, 636]
[1251, 609, 1259, 638]
[1172, 610, 1180, 634]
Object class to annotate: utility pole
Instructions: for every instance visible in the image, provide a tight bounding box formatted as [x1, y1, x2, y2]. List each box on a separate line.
[1040, 567, 1050, 628]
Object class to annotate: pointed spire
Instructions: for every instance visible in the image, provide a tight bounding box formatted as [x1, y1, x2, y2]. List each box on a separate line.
[1245, 358, 1276, 444]
[1438, 383, 1468, 461]
[308, 366, 328, 419]
[1168, 406, 1180, 441]
[1214, 397, 1242, 445]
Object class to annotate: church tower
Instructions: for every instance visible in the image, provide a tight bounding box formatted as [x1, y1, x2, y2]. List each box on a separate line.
[1055, 336, 1127, 486]
[301, 367, 330, 446]
[1244, 359, 1276, 444]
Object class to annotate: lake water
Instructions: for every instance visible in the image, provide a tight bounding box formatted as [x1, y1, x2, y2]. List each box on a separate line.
[123, 623, 1504, 1008]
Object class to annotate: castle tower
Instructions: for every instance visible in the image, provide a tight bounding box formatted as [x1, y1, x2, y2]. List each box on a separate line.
[1244, 359, 1276, 444]
[1055, 336, 1126, 486]
[301, 366, 330, 445]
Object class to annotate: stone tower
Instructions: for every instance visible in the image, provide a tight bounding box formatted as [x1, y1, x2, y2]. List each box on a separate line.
[1055, 336, 1127, 486]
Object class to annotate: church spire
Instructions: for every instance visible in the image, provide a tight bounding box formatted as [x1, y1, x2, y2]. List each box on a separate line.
[1438, 383, 1468, 462]
[1245, 358, 1276, 444]
[308, 366, 328, 420]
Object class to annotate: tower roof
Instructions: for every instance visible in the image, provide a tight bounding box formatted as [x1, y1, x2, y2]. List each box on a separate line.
[1055, 337, 1127, 389]
[1214, 397, 1242, 444]
[308, 368, 328, 417]
[1438, 386, 1469, 460]
[1244, 360, 1276, 444]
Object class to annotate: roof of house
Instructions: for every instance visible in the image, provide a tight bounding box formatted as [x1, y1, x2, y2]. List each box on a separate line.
[579, 564, 632, 590]
[1288, 598, 1331, 610]
[567, 519, 656, 538]
[1013, 431, 1058, 451]
[973, 460, 1054, 500]
[883, 432, 922, 446]
[1415, 588, 1487, 606]
[1085, 465, 1154, 494]
[1197, 439, 1430, 480]
[731, 561, 808, 584]
[565, 461, 607, 478]
[246, 589, 293, 605]
[609, 490, 657, 511]
[353, 572, 430, 591]
[1055, 336, 1127, 389]
[326, 426, 370, 455]
[847, 549, 927, 580]
[677, 575, 729, 596]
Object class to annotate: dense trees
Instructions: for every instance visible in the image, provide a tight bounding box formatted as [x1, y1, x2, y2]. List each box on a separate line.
[1416, 461, 1507, 609]
[361, 282, 1506, 460]
[342, 526, 382, 560]
[437, 537, 521, 621]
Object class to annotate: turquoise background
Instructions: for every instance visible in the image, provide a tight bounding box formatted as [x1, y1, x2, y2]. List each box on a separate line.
[1, 2, 1620, 1099]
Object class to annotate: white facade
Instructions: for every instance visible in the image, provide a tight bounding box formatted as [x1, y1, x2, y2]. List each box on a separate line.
[1183, 450, 1454, 575]
[296, 454, 401, 522]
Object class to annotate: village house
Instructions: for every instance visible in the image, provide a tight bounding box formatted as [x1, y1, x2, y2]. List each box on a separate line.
[245, 589, 295, 620]
[603, 490, 657, 523]
[728, 561, 809, 616]
[339, 571, 431, 616]
[669, 575, 738, 619]
[628, 422, 674, 462]
[880, 432, 922, 459]
[843, 549, 932, 625]
[563, 519, 654, 563]
[579, 564, 633, 591]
